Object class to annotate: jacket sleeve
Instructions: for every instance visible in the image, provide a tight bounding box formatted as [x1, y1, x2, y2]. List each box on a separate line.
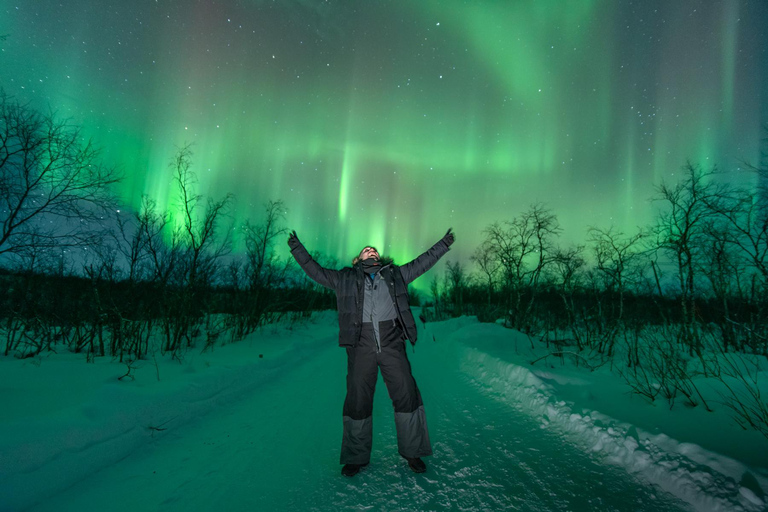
[398, 238, 451, 285]
[289, 241, 340, 290]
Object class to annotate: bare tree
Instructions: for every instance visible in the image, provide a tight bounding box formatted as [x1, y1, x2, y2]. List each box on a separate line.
[471, 240, 501, 306]
[652, 163, 722, 353]
[706, 185, 768, 305]
[428, 275, 442, 321]
[172, 144, 232, 289]
[244, 200, 287, 291]
[482, 203, 560, 331]
[588, 226, 645, 323]
[231, 200, 289, 336]
[141, 197, 179, 285]
[445, 260, 466, 316]
[551, 245, 586, 349]
[0, 91, 120, 258]
[111, 199, 155, 284]
[698, 220, 747, 351]
[160, 145, 232, 355]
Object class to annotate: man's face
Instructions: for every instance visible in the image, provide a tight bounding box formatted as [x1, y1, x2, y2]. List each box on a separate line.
[360, 246, 380, 261]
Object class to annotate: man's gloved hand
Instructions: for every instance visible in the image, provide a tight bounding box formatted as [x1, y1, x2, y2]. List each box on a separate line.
[442, 228, 455, 247]
[288, 230, 301, 250]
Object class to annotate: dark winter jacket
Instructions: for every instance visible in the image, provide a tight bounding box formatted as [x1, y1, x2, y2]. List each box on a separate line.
[290, 238, 451, 347]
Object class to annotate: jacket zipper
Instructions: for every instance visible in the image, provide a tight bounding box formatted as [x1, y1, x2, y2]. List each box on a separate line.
[370, 273, 381, 353]
[370, 306, 381, 353]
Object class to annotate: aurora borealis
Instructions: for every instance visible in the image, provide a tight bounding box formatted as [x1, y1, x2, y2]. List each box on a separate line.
[1, 0, 767, 273]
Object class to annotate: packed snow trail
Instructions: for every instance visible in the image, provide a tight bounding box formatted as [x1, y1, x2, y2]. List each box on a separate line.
[29, 330, 692, 511]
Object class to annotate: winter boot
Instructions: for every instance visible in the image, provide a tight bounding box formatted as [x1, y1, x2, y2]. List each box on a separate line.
[341, 463, 368, 477]
[404, 457, 426, 473]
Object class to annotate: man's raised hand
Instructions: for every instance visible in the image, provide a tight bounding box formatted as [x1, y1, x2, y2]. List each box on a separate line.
[288, 230, 301, 250]
[442, 228, 455, 247]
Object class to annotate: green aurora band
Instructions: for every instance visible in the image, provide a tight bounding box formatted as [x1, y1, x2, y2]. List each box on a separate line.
[1, 0, 766, 285]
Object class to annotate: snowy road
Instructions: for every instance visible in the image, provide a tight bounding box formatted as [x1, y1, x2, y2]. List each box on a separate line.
[30, 331, 692, 511]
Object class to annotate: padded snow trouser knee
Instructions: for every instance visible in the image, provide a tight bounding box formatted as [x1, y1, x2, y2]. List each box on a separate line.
[340, 322, 432, 465]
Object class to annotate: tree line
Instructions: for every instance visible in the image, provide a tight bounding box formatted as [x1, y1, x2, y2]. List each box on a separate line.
[432, 163, 767, 357]
[0, 92, 335, 362]
[427, 160, 768, 438]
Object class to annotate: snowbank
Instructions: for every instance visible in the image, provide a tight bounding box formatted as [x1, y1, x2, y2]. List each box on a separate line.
[433, 316, 768, 512]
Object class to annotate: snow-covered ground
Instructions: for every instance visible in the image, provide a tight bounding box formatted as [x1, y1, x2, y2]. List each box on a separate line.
[1, 312, 766, 511]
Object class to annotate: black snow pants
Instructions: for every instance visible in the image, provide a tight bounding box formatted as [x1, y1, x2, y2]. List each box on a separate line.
[340, 320, 432, 465]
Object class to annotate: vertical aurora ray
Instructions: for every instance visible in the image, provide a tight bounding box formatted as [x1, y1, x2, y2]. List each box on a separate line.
[338, 147, 351, 223]
[721, 0, 739, 131]
[623, 116, 636, 228]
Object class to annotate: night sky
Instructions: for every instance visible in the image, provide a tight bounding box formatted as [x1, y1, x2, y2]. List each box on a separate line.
[2, 0, 767, 272]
